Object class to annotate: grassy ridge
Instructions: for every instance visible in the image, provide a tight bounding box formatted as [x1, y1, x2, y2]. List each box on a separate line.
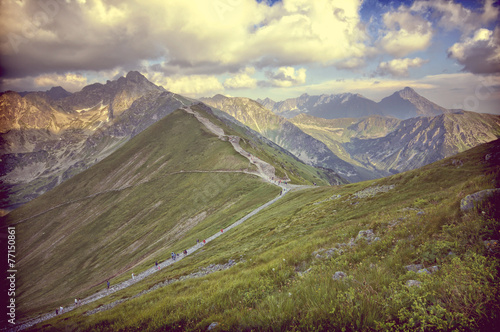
[40, 139, 500, 331]
[5, 109, 285, 317]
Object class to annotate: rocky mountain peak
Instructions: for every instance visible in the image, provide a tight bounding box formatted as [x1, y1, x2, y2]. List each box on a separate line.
[46, 86, 72, 100]
[125, 70, 147, 83]
[399, 87, 417, 98]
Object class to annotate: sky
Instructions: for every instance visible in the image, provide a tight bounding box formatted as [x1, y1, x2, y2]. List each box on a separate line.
[0, 0, 499, 114]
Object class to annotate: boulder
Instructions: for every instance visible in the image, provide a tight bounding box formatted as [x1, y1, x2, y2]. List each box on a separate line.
[406, 280, 421, 287]
[460, 189, 500, 212]
[356, 229, 378, 243]
[332, 271, 347, 280]
[207, 322, 219, 331]
[405, 264, 423, 272]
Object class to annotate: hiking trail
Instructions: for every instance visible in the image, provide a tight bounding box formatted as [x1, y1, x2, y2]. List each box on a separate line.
[9, 106, 307, 331]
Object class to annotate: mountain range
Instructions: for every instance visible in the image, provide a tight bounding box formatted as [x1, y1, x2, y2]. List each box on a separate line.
[0, 72, 189, 211]
[2, 73, 500, 212]
[203, 92, 500, 181]
[257, 87, 452, 120]
[1, 72, 344, 212]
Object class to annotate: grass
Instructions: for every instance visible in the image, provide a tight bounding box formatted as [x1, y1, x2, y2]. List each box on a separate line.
[26, 139, 500, 331]
[4, 109, 287, 318]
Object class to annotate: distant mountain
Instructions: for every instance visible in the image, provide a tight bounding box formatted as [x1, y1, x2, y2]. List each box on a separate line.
[0, 71, 190, 211]
[346, 111, 500, 173]
[291, 111, 500, 176]
[378, 87, 450, 119]
[46, 86, 72, 100]
[259, 87, 450, 120]
[201, 95, 363, 181]
[256, 97, 276, 111]
[262, 93, 383, 119]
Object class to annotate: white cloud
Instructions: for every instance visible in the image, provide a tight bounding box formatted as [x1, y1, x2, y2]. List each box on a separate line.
[376, 57, 428, 77]
[378, 8, 433, 57]
[266, 67, 306, 87]
[224, 67, 257, 89]
[33, 72, 88, 91]
[146, 74, 224, 97]
[0, 0, 370, 81]
[448, 27, 500, 74]
[411, 0, 499, 35]
[1, 72, 88, 92]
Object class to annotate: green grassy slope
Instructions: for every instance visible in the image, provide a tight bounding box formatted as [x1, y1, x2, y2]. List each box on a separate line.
[3, 108, 288, 318]
[38, 139, 500, 331]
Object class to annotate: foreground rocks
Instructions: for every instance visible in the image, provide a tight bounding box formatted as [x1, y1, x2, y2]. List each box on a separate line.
[460, 189, 500, 212]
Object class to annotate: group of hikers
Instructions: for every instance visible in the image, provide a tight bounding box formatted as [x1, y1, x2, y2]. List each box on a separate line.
[55, 298, 80, 316]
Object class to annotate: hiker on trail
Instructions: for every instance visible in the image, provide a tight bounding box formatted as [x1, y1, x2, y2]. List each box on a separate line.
[60, 306, 63, 314]
[75, 298, 78, 306]
[55, 308, 58, 315]
[221, 229, 224, 233]
[171, 252, 175, 260]
[132, 273, 135, 279]
[107, 281, 110, 289]
[203, 239, 206, 244]
[197, 239, 200, 244]
[155, 261, 158, 268]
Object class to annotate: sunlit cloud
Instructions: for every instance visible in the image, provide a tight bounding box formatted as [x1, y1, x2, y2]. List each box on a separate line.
[375, 57, 428, 77]
[224, 67, 257, 89]
[266, 67, 306, 87]
[377, 7, 433, 57]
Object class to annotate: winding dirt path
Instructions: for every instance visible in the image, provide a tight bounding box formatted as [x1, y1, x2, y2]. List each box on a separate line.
[183, 106, 287, 183]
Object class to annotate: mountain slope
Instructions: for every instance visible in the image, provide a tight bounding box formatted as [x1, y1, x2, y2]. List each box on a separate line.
[201, 95, 360, 182]
[0, 72, 189, 211]
[291, 111, 500, 176]
[26, 138, 500, 331]
[346, 111, 500, 173]
[378, 87, 450, 119]
[2, 105, 285, 317]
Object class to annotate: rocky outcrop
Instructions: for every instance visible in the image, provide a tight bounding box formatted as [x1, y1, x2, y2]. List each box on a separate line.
[460, 189, 500, 212]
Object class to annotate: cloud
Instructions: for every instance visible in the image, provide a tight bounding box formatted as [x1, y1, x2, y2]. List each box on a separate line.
[145, 73, 224, 97]
[266, 67, 306, 87]
[411, 0, 499, 35]
[224, 67, 257, 89]
[448, 27, 500, 74]
[375, 57, 428, 77]
[0, 0, 370, 82]
[34, 72, 88, 91]
[378, 7, 433, 57]
[1, 72, 88, 92]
